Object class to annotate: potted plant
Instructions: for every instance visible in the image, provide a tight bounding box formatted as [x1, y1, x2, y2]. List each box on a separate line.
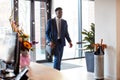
[82, 23, 95, 72]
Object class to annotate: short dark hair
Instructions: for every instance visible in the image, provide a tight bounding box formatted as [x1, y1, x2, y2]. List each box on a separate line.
[55, 7, 62, 12]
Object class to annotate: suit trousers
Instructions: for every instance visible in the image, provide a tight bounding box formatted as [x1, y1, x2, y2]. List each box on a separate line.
[53, 39, 64, 70]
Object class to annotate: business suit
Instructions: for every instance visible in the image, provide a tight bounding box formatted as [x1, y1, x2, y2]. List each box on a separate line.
[46, 7, 72, 70]
[46, 18, 71, 46]
[46, 18, 72, 70]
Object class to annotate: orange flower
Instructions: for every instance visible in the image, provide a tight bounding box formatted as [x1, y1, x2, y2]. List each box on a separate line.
[23, 41, 32, 49]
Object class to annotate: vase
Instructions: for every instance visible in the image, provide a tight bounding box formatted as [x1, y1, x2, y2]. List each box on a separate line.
[20, 51, 30, 68]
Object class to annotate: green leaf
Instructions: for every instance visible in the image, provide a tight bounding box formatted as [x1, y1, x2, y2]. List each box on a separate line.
[82, 23, 95, 51]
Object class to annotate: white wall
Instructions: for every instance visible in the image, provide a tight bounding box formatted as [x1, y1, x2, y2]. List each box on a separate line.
[95, 0, 117, 79]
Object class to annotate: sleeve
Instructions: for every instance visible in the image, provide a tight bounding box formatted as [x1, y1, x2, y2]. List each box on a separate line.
[64, 20, 72, 43]
[45, 19, 52, 43]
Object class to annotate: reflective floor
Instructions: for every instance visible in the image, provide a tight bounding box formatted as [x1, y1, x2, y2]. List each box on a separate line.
[60, 58, 95, 80]
[42, 58, 111, 80]
[42, 58, 95, 80]
[60, 58, 111, 80]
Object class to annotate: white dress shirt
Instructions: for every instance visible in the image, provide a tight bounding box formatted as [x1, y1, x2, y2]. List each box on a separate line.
[56, 17, 61, 39]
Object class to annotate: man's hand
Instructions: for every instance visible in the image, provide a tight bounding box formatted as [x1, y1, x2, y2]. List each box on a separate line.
[50, 41, 56, 49]
[69, 42, 73, 48]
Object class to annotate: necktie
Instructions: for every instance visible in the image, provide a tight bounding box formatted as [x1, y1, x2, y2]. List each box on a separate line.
[58, 20, 61, 39]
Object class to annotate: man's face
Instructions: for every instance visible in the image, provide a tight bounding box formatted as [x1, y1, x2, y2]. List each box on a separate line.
[55, 9, 62, 19]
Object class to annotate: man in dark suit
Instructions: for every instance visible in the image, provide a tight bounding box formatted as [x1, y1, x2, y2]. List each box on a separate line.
[46, 7, 73, 70]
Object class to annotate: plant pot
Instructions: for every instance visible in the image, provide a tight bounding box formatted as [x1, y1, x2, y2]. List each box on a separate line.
[85, 51, 94, 72]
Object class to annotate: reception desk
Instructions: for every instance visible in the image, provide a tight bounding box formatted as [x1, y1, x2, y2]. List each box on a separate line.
[27, 62, 68, 80]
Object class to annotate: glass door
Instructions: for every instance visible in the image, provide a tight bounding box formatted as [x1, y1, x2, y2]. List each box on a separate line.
[19, 0, 47, 61]
[52, 0, 79, 59]
[35, 1, 47, 61]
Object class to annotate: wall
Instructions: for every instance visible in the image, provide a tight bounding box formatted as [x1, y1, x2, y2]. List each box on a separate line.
[95, 0, 118, 79]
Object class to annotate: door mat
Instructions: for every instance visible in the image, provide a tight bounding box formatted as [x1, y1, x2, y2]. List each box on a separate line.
[41, 62, 82, 70]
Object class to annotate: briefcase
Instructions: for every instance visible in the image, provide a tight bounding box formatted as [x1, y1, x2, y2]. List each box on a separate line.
[45, 43, 54, 56]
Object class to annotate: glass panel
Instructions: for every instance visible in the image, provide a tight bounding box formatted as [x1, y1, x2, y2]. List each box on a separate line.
[51, 0, 79, 59]
[19, 0, 30, 37]
[19, 0, 33, 61]
[35, 1, 47, 60]
[82, 0, 95, 57]
[82, 0, 95, 31]
[0, 0, 16, 62]
[19, 0, 47, 61]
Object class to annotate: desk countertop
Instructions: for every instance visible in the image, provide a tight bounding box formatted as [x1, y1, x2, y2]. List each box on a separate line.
[27, 62, 68, 80]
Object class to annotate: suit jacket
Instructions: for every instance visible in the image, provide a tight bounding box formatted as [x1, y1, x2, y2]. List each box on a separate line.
[46, 18, 71, 46]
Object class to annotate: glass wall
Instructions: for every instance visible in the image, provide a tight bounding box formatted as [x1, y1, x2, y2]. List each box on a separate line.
[52, 0, 79, 59]
[52, 0, 95, 59]
[0, 0, 94, 62]
[17, 0, 95, 61]
[82, 0, 95, 32]
[19, 0, 30, 35]
[19, 0, 47, 61]
[82, 0, 95, 55]
[0, 0, 16, 62]
[34, 1, 47, 60]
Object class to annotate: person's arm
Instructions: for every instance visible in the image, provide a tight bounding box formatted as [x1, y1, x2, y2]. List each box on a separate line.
[64, 21, 73, 48]
[68, 41, 73, 48]
[46, 19, 55, 48]
[46, 19, 52, 42]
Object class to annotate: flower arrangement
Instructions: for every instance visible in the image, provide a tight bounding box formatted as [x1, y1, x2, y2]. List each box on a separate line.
[9, 10, 38, 68]
[93, 39, 107, 51]
[9, 20, 38, 51]
[9, 11, 38, 51]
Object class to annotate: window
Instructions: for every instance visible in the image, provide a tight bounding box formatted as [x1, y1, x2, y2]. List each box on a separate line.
[0, 0, 16, 62]
[52, 0, 79, 59]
